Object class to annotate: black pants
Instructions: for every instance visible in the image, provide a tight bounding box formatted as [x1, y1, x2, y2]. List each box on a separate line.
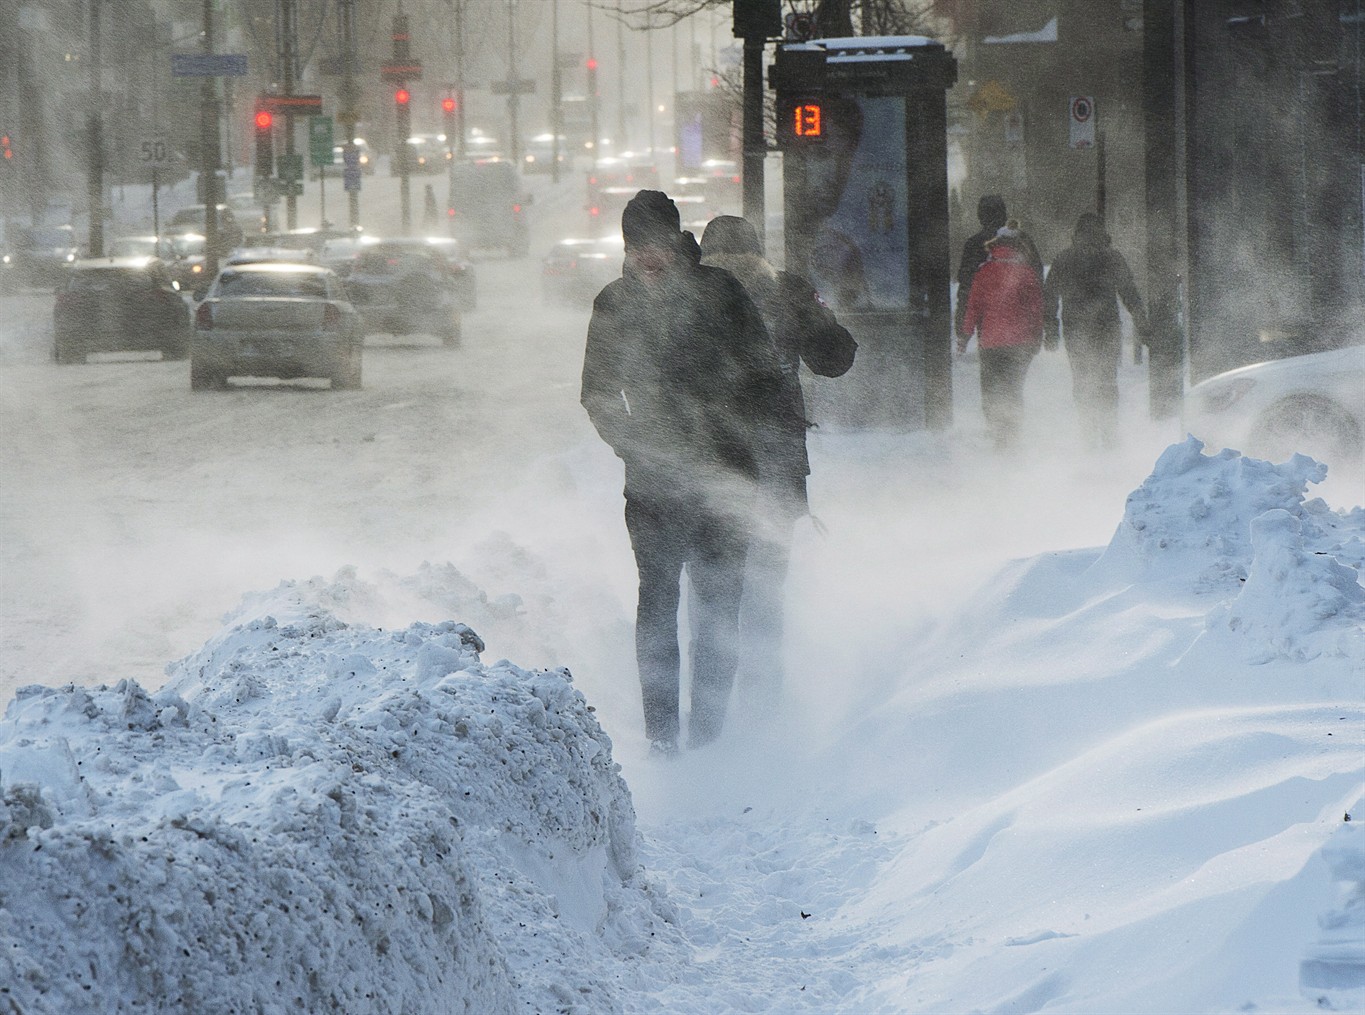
[737, 489, 801, 709]
[978, 345, 1036, 449]
[625, 493, 749, 746]
[1064, 327, 1122, 447]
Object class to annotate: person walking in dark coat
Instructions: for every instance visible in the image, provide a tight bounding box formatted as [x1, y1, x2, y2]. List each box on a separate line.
[698, 215, 857, 708]
[956, 197, 1043, 337]
[958, 227, 1045, 449]
[581, 192, 786, 755]
[1044, 212, 1148, 449]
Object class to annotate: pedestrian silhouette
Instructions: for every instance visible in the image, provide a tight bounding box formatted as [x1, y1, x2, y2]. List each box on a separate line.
[581, 192, 786, 755]
[1044, 213, 1148, 449]
[698, 215, 856, 709]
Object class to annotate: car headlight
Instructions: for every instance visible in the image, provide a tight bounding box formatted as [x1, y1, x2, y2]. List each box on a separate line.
[65, 253, 76, 262]
[1200, 377, 1256, 414]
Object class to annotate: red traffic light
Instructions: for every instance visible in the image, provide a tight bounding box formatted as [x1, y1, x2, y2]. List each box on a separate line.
[254, 110, 273, 131]
[395, 88, 411, 105]
[586, 58, 598, 71]
[441, 97, 456, 114]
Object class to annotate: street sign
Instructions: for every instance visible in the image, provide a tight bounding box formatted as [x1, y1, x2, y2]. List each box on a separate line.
[281, 181, 304, 198]
[1069, 95, 1096, 149]
[277, 153, 304, 183]
[343, 166, 362, 193]
[491, 78, 536, 95]
[171, 53, 248, 77]
[260, 94, 324, 114]
[137, 137, 172, 168]
[308, 116, 335, 167]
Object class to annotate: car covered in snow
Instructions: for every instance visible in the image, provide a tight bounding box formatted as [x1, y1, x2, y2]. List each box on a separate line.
[190, 263, 363, 390]
[53, 256, 191, 364]
[1181, 341, 1365, 472]
[343, 240, 467, 344]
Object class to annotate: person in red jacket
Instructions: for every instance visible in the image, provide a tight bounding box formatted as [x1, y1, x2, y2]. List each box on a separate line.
[957, 225, 1045, 449]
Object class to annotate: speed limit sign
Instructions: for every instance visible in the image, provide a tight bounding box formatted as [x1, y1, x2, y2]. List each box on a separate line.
[1069, 96, 1096, 149]
[138, 137, 172, 167]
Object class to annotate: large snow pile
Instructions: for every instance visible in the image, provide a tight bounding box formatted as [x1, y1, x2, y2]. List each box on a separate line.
[1, 438, 1362, 1014]
[0, 569, 678, 1014]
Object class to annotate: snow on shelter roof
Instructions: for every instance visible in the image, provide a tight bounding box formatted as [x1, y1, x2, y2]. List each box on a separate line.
[784, 35, 939, 63]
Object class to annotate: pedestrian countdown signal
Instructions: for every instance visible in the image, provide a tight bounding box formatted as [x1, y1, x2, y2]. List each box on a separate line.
[794, 103, 822, 138]
[778, 98, 826, 145]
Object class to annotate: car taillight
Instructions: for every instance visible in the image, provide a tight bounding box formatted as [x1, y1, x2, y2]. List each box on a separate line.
[195, 302, 213, 329]
[322, 304, 342, 331]
[512, 203, 522, 214]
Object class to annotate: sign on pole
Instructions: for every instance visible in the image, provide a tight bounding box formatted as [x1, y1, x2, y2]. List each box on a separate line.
[308, 116, 335, 168]
[277, 153, 304, 183]
[171, 53, 248, 77]
[1069, 95, 1096, 149]
[137, 137, 172, 168]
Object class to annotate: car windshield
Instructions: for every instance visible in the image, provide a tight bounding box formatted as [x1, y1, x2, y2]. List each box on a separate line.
[166, 235, 205, 257]
[109, 238, 159, 257]
[215, 270, 329, 299]
[23, 227, 75, 248]
[353, 249, 430, 275]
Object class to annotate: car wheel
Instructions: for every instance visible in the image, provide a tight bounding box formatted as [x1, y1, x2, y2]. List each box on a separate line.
[190, 354, 226, 391]
[442, 314, 462, 348]
[53, 336, 84, 365]
[332, 345, 363, 390]
[1249, 394, 1363, 468]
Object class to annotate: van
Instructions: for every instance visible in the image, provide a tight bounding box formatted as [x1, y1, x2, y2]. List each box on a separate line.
[449, 159, 530, 258]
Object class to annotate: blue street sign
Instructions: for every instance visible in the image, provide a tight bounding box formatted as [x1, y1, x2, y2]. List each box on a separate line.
[171, 53, 249, 78]
[343, 166, 362, 193]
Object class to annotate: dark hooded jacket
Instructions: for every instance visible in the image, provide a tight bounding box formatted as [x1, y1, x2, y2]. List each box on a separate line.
[1044, 213, 1147, 342]
[699, 215, 857, 507]
[581, 196, 785, 508]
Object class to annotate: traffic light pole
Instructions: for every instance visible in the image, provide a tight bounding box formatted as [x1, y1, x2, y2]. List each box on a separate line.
[282, 0, 299, 230]
[734, 1, 779, 253]
[200, 0, 220, 278]
[340, 0, 360, 229]
[87, 0, 105, 259]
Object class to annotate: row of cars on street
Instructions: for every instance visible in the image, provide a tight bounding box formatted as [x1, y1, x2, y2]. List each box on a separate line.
[48, 225, 478, 392]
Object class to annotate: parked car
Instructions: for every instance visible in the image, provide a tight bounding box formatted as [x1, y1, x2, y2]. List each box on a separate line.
[343, 240, 466, 344]
[8, 224, 80, 287]
[1182, 342, 1365, 471]
[190, 263, 363, 390]
[541, 235, 623, 306]
[166, 204, 245, 253]
[53, 257, 191, 364]
[449, 158, 531, 257]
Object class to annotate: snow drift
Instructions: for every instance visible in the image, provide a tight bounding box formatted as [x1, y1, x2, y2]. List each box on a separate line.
[1, 438, 1362, 1014]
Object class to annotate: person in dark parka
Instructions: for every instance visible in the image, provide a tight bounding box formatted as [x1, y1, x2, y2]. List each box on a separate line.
[1044, 212, 1148, 448]
[581, 192, 786, 754]
[698, 215, 856, 707]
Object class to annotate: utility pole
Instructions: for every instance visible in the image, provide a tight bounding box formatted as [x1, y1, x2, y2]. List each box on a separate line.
[87, 0, 105, 257]
[587, 6, 599, 166]
[646, 19, 655, 157]
[454, 0, 466, 160]
[507, 0, 522, 167]
[733, 0, 779, 251]
[200, 0, 220, 276]
[616, 9, 626, 149]
[281, 0, 299, 230]
[551, 0, 562, 183]
[339, 0, 360, 228]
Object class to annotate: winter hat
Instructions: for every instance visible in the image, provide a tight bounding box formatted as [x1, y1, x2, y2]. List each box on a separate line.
[699, 215, 762, 258]
[985, 218, 1022, 248]
[621, 190, 681, 249]
[977, 194, 1007, 231]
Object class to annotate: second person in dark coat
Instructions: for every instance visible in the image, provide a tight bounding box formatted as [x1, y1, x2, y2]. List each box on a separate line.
[698, 215, 857, 708]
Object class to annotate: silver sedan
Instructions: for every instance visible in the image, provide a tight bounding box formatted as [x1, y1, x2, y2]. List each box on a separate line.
[190, 263, 364, 391]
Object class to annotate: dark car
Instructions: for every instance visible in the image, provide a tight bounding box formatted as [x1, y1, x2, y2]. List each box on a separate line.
[449, 158, 531, 258]
[406, 236, 478, 312]
[110, 233, 210, 292]
[541, 235, 623, 306]
[165, 204, 245, 253]
[343, 241, 466, 344]
[190, 263, 363, 390]
[9, 224, 80, 287]
[53, 257, 192, 364]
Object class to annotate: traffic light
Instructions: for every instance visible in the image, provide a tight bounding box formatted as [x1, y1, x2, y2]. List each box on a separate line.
[1, 135, 12, 161]
[253, 107, 274, 177]
[441, 97, 456, 115]
[394, 88, 413, 175]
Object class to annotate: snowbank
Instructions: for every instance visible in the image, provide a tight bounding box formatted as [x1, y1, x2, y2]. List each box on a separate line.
[0, 568, 676, 1014]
